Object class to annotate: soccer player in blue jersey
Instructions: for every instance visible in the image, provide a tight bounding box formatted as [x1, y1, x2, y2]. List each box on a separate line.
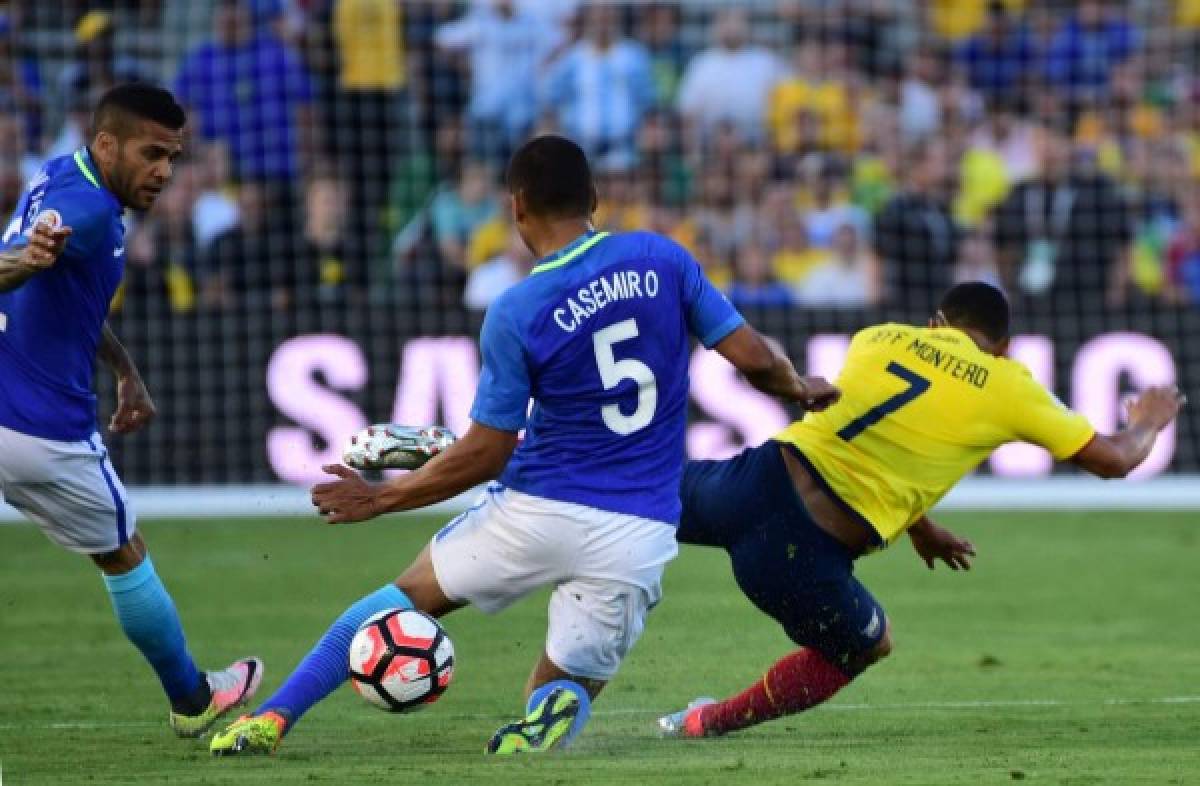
[0, 84, 262, 737]
[211, 135, 840, 756]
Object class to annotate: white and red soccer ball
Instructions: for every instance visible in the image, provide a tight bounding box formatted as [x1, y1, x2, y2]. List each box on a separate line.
[349, 608, 454, 712]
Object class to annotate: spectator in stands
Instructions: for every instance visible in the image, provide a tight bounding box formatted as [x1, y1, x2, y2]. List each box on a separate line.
[727, 243, 794, 309]
[956, 0, 1037, 102]
[900, 47, 942, 143]
[993, 125, 1134, 305]
[873, 138, 960, 314]
[542, 5, 655, 165]
[693, 163, 757, 272]
[801, 156, 870, 249]
[174, 0, 316, 185]
[300, 173, 357, 302]
[767, 35, 862, 156]
[318, 0, 413, 282]
[435, 0, 561, 162]
[48, 10, 144, 161]
[677, 8, 786, 146]
[967, 96, 1039, 183]
[636, 109, 690, 207]
[430, 160, 499, 272]
[202, 182, 295, 310]
[1125, 139, 1187, 297]
[638, 3, 688, 107]
[0, 12, 41, 156]
[123, 163, 203, 316]
[0, 114, 37, 219]
[1042, 0, 1138, 107]
[795, 222, 879, 308]
[761, 185, 828, 287]
[1165, 187, 1200, 305]
[190, 145, 240, 255]
[464, 223, 533, 312]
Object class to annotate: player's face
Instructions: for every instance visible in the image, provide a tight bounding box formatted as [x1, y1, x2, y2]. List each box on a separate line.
[114, 122, 185, 211]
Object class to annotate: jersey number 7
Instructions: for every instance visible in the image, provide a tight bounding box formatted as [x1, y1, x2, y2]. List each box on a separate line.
[593, 318, 657, 435]
[837, 361, 931, 441]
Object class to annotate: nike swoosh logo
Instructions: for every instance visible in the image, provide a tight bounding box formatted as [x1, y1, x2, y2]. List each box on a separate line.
[113, 246, 125, 257]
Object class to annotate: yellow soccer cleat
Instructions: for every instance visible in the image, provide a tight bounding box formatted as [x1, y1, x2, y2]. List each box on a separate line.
[169, 657, 263, 738]
[486, 687, 580, 755]
[209, 711, 287, 756]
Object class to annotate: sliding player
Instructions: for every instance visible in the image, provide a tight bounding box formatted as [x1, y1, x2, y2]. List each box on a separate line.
[211, 135, 839, 756]
[659, 282, 1184, 738]
[0, 84, 262, 736]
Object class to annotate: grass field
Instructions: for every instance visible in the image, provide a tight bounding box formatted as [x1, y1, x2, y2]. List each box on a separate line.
[1, 511, 1197, 785]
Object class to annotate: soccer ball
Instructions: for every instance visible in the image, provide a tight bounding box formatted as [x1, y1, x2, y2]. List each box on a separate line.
[348, 608, 455, 712]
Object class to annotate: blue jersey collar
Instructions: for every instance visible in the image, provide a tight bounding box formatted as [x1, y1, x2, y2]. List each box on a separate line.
[530, 229, 609, 276]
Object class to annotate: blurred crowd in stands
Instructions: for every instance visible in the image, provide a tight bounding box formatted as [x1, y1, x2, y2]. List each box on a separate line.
[4, 0, 1200, 319]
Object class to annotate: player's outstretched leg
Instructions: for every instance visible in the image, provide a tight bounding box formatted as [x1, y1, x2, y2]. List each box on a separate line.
[97, 537, 262, 737]
[211, 583, 412, 756]
[659, 643, 884, 738]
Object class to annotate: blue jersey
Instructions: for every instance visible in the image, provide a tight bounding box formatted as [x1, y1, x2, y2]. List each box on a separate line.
[0, 148, 126, 441]
[470, 230, 744, 523]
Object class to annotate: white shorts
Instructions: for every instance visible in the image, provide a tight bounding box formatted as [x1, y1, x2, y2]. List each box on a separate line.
[430, 484, 678, 681]
[0, 425, 136, 554]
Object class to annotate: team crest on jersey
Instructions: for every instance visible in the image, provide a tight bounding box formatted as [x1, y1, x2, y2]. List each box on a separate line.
[32, 209, 62, 229]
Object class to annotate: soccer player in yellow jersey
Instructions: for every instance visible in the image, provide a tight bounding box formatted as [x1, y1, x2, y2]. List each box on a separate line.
[659, 282, 1185, 738]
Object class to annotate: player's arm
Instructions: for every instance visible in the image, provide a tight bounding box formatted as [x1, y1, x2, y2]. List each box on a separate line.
[0, 221, 73, 292]
[314, 423, 519, 523]
[313, 294, 529, 524]
[907, 515, 976, 571]
[98, 323, 157, 434]
[679, 242, 840, 411]
[1069, 386, 1185, 479]
[714, 325, 841, 411]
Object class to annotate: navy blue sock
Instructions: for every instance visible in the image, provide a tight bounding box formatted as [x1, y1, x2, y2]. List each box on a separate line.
[102, 557, 204, 708]
[257, 584, 412, 728]
[526, 679, 592, 747]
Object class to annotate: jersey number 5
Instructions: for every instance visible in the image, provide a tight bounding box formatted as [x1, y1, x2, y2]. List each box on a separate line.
[593, 318, 657, 435]
[837, 361, 930, 441]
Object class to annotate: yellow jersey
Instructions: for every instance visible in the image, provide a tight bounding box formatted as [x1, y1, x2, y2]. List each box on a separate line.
[776, 324, 1095, 545]
[334, 0, 405, 90]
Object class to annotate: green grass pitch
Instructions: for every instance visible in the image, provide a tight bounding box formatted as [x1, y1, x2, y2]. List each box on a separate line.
[1, 511, 1197, 785]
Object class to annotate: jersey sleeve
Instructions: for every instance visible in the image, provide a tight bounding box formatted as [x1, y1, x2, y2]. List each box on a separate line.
[1007, 370, 1096, 460]
[469, 297, 532, 433]
[677, 243, 744, 348]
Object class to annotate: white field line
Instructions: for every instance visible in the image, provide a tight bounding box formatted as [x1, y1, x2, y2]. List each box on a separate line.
[1, 695, 1196, 732]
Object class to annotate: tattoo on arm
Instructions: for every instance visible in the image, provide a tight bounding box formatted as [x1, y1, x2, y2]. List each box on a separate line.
[0, 249, 36, 292]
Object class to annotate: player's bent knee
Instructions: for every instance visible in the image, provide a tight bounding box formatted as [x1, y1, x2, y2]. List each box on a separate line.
[871, 627, 894, 661]
[394, 545, 462, 618]
[90, 532, 147, 575]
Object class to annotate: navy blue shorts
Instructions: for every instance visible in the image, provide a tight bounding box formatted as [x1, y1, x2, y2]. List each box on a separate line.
[679, 441, 886, 673]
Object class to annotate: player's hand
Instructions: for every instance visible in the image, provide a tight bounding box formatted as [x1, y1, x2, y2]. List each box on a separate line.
[797, 376, 841, 412]
[20, 221, 72, 270]
[1126, 385, 1186, 433]
[109, 373, 157, 434]
[909, 519, 976, 571]
[312, 464, 385, 524]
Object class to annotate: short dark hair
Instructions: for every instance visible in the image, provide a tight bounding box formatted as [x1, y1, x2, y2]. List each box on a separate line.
[506, 135, 595, 219]
[92, 83, 186, 140]
[938, 282, 1011, 342]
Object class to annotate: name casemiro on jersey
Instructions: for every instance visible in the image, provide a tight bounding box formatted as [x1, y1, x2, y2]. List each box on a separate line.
[553, 269, 661, 333]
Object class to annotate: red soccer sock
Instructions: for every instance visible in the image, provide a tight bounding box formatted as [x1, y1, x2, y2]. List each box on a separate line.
[699, 648, 852, 735]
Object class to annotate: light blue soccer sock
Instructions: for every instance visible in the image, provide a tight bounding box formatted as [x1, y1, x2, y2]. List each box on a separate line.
[526, 678, 592, 747]
[257, 584, 412, 728]
[102, 557, 205, 709]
